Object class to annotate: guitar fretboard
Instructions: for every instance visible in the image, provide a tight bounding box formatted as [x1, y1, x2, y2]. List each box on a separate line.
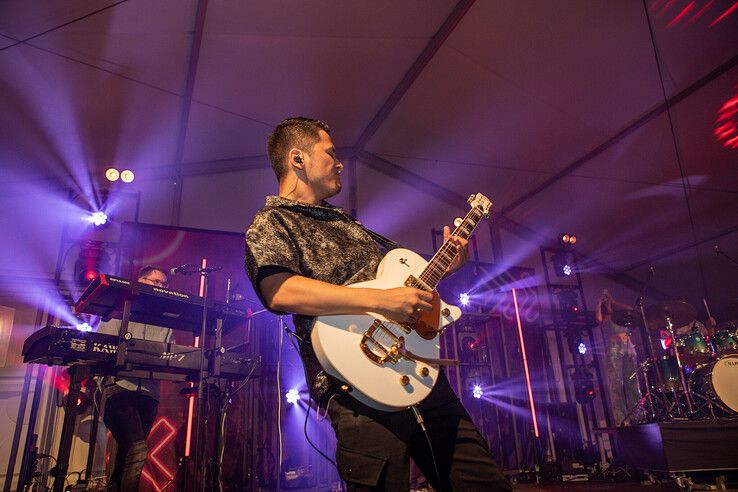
[417, 206, 486, 289]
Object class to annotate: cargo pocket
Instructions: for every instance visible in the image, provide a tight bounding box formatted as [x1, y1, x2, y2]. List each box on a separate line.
[335, 445, 388, 486]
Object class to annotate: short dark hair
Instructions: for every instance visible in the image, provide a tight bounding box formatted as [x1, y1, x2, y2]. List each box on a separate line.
[267, 117, 330, 180]
[137, 265, 167, 280]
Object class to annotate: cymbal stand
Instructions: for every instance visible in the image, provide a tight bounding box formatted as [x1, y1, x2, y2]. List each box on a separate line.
[636, 296, 669, 412]
[623, 359, 656, 423]
[665, 317, 694, 415]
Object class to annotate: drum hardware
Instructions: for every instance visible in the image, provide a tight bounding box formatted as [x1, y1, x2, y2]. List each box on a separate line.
[665, 316, 695, 414]
[674, 330, 711, 365]
[634, 291, 668, 417]
[622, 358, 659, 424]
[643, 300, 698, 417]
[710, 327, 738, 358]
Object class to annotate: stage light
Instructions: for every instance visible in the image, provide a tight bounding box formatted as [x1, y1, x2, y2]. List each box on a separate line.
[87, 211, 108, 226]
[285, 388, 300, 405]
[572, 367, 595, 404]
[105, 168, 120, 182]
[472, 385, 483, 399]
[577, 342, 587, 355]
[76, 322, 92, 332]
[552, 251, 576, 278]
[555, 289, 580, 322]
[120, 170, 135, 183]
[459, 292, 470, 306]
[74, 241, 110, 288]
[559, 232, 577, 245]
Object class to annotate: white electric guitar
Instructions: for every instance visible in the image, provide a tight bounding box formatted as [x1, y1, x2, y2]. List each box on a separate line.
[311, 193, 492, 411]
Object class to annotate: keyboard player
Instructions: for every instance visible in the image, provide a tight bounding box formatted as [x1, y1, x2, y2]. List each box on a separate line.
[97, 266, 175, 492]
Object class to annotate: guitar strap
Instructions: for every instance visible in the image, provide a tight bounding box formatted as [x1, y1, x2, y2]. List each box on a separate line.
[343, 213, 404, 251]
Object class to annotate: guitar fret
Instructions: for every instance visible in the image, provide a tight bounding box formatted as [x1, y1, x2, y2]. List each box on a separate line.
[418, 201, 490, 291]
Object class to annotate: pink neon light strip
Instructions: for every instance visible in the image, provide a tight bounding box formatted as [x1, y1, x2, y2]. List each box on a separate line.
[141, 417, 177, 489]
[184, 258, 208, 457]
[709, 0, 738, 26]
[667, 1, 695, 27]
[512, 288, 539, 437]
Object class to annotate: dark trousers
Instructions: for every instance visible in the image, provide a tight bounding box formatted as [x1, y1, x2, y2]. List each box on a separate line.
[103, 391, 158, 487]
[327, 373, 511, 491]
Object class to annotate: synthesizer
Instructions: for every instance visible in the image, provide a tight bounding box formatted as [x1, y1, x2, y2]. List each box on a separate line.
[75, 273, 250, 333]
[22, 325, 259, 380]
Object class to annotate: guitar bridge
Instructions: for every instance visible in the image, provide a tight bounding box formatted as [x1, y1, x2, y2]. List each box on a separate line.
[360, 320, 406, 365]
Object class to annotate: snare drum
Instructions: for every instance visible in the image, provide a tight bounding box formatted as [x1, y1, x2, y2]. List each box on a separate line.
[648, 356, 680, 392]
[675, 331, 711, 365]
[689, 355, 738, 414]
[711, 329, 738, 357]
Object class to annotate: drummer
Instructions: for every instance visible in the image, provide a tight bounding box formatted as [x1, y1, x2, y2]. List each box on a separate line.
[596, 290, 640, 425]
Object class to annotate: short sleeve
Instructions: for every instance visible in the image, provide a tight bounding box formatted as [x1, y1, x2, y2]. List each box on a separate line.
[245, 209, 302, 309]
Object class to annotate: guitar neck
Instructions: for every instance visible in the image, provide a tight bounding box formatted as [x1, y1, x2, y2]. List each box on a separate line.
[418, 205, 487, 290]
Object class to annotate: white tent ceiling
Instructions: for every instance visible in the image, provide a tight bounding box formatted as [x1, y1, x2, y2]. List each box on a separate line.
[1, 0, 737, 315]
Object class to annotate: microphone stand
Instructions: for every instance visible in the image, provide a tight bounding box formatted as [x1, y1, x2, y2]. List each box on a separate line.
[190, 266, 220, 492]
[633, 267, 666, 419]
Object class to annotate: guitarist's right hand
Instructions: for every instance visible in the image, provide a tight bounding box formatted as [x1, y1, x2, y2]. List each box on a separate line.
[374, 287, 433, 323]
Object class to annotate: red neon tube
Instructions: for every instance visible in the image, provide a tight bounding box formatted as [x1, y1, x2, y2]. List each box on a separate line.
[184, 258, 207, 457]
[512, 288, 539, 437]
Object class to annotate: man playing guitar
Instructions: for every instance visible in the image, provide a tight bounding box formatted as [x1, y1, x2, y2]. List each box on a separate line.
[245, 117, 510, 491]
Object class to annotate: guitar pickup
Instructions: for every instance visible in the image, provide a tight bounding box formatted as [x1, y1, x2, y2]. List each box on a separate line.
[404, 275, 432, 292]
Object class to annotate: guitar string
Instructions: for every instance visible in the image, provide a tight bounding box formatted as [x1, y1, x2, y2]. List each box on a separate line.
[419, 206, 484, 287]
[367, 204, 486, 361]
[421, 207, 482, 285]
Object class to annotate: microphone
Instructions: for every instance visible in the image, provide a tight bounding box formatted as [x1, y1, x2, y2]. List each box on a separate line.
[169, 264, 191, 275]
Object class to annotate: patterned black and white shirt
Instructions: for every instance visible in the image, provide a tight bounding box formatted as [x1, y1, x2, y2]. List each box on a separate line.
[245, 196, 386, 401]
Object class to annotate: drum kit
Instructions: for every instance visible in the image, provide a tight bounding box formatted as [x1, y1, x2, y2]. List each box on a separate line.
[623, 300, 738, 422]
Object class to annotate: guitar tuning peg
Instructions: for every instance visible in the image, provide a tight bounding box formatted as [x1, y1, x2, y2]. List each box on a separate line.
[468, 194, 474, 204]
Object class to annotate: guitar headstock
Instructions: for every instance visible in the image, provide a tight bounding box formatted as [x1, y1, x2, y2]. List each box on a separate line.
[467, 193, 492, 217]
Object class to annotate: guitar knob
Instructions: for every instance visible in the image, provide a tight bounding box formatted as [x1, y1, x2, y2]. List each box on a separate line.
[420, 367, 429, 377]
[400, 375, 410, 386]
[441, 308, 451, 317]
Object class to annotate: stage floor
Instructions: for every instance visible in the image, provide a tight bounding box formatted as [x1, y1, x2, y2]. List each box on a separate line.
[515, 483, 738, 491]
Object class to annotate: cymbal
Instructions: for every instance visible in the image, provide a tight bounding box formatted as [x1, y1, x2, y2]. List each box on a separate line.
[644, 300, 696, 330]
[612, 309, 639, 327]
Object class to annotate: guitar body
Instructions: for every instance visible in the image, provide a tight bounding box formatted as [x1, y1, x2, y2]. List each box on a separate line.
[311, 248, 461, 411]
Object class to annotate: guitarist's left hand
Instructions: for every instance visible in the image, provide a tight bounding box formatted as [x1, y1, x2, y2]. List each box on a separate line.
[443, 225, 469, 276]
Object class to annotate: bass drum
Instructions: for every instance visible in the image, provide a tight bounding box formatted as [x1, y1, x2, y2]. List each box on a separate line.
[689, 355, 738, 414]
